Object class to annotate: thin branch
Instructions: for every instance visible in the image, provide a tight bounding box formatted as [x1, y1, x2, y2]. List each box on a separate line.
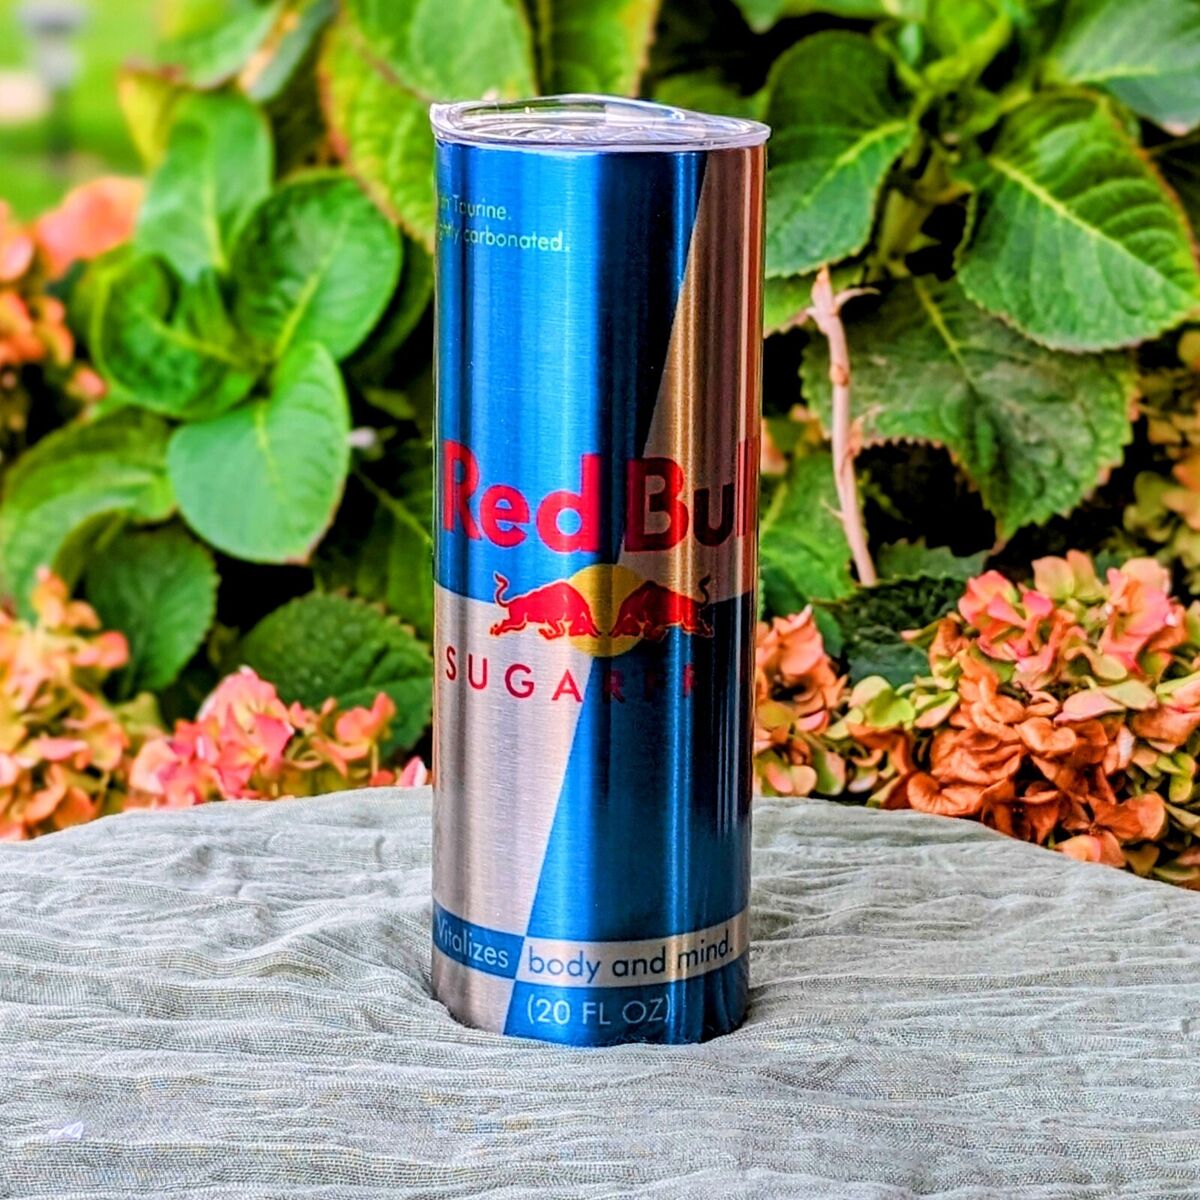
[805, 267, 877, 586]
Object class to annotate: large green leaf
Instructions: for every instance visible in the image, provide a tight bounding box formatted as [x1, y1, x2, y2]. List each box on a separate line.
[957, 96, 1200, 351]
[231, 173, 401, 361]
[877, 539, 987, 582]
[347, 0, 535, 98]
[1047, 0, 1200, 135]
[92, 256, 257, 421]
[241, 593, 433, 753]
[765, 33, 914, 277]
[116, 68, 183, 169]
[759, 450, 855, 617]
[535, 0, 661, 95]
[314, 481, 433, 640]
[167, 341, 350, 563]
[801, 279, 1136, 537]
[319, 20, 437, 247]
[243, 0, 336, 103]
[653, 71, 766, 122]
[85, 527, 218, 697]
[0, 413, 175, 615]
[136, 92, 273, 281]
[734, 0, 925, 34]
[347, 239, 433, 381]
[321, 2, 536, 248]
[158, 0, 282, 87]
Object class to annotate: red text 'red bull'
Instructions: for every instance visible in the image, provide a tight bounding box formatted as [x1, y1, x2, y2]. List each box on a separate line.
[430, 96, 768, 1045]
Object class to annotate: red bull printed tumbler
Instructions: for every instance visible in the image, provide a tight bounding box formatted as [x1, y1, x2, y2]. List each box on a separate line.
[430, 95, 769, 1045]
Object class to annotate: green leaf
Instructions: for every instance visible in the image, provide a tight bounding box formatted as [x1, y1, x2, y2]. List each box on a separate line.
[315, 479, 433, 639]
[116, 67, 183, 169]
[347, 238, 433, 381]
[920, 0, 1013, 90]
[760, 450, 855, 616]
[653, 71, 765, 121]
[878, 539, 987, 581]
[734, 0, 925, 32]
[85, 526, 218, 696]
[347, 0, 535, 98]
[321, 1, 535, 248]
[241, 593, 433, 753]
[823, 574, 966, 685]
[765, 33, 914, 277]
[92, 256, 258, 421]
[136, 91, 273, 281]
[319, 19, 437, 248]
[158, 0, 283, 87]
[536, 0, 661, 95]
[763, 275, 812, 336]
[1155, 135, 1200, 232]
[763, 264, 864, 335]
[1047, 0, 1200, 135]
[168, 341, 350, 563]
[231, 172, 402, 362]
[0, 413, 175, 615]
[244, 0, 337, 103]
[957, 96, 1200, 351]
[802, 278, 1136, 537]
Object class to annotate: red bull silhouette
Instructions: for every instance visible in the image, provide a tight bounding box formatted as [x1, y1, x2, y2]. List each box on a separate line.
[490, 573, 602, 640]
[609, 576, 713, 641]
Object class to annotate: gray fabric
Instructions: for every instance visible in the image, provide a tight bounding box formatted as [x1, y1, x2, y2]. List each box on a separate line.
[1, 789, 1197, 1200]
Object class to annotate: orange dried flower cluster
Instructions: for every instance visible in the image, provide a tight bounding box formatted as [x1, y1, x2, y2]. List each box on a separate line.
[0, 571, 426, 839]
[0, 179, 142, 414]
[129, 669, 423, 807]
[754, 609, 846, 797]
[0, 570, 142, 840]
[755, 553, 1200, 886]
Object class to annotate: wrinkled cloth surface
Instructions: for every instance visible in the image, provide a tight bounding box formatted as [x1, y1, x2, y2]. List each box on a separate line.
[1, 788, 1198, 1199]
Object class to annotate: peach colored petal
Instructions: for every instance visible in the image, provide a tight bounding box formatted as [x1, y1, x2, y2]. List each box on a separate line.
[34, 177, 143, 279]
[1057, 834, 1107, 863]
[1130, 706, 1200, 747]
[1092, 793, 1167, 843]
[1058, 690, 1125, 722]
[906, 772, 984, 817]
[1017, 717, 1076, 757]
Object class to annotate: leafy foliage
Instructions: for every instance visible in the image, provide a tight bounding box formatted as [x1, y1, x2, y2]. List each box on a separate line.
[166, 341, 350, 562]
[0, 413, 175, 616]
[760, 450, 855, 614]
[801, 280, 1137, 536]
[4, 0, 1200, 811]
[765, 33, 913, 277]
[240, 593, 433, 752]
[134, 91, 272, 279]
[231, 172, 401, 360]
[956, 96, 1200, 350]
[84, 526, 218, 696]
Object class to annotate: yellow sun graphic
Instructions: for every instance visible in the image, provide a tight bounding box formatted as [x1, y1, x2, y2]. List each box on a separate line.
[567, 563, 644, 658]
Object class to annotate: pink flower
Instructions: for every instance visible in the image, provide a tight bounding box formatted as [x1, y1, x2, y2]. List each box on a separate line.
[130, 670, 403, 808]
[1099, 560, 1178, 672]
[396, 757, 429, 788]
[33, 177, 142, 279]
[0, 202, 34, 283]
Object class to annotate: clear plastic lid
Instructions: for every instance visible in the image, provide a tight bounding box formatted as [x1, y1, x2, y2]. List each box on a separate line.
[430, 94, 769, 153]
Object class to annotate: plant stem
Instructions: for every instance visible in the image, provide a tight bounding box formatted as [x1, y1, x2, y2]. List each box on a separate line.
[808, 267, 877, 586]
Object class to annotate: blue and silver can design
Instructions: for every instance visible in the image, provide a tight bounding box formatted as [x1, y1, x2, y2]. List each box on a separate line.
[430, 96, 769, 1046]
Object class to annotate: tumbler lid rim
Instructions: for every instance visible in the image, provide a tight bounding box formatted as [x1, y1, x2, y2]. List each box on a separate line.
[430, 94, 770, 152]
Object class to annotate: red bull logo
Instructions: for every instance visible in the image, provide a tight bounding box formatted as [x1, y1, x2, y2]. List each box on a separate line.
[489, 574, 602, 640]
[490, 569, 713, 645]
[442, 438, 755, 554]
[609, 577, 712, 641]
